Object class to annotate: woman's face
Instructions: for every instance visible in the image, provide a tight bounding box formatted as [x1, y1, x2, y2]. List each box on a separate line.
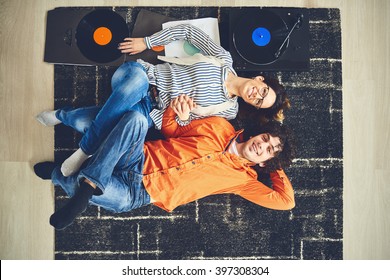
[239, 76, 277, 109]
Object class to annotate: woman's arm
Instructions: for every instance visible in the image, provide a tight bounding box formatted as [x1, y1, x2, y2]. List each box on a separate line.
[119, 24, 232, 62]
[118, 38, 147, 55]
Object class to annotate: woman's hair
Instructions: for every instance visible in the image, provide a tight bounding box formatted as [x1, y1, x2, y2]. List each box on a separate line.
[242, 120, 297, 173]
[237, 75, 291, 126]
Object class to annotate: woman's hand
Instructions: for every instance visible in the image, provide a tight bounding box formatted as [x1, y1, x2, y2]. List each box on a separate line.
[170, 94, 197, 121]
[118, 38, 147, 54]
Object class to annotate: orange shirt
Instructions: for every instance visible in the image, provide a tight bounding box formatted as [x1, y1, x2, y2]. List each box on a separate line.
[142, 108, 295, 212]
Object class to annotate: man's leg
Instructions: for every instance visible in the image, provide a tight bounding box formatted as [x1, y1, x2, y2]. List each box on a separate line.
[35, 106, 101, 175]
[50, 110, 149, 229]
[61, 62, 149, 176]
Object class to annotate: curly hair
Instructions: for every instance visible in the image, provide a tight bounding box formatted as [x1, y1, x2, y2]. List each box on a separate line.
[237, 76, 291, 126]
[242, 120, 297, 173]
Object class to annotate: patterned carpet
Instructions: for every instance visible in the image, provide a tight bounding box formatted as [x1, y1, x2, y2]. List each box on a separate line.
[53, 6, 342, 260]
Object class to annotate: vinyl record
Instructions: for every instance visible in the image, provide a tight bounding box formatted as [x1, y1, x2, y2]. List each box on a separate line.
[76, 9, 128, 63]
[233, 9, 289, 65]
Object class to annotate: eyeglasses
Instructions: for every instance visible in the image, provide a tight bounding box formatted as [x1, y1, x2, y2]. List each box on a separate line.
[254, 85, 269, 109]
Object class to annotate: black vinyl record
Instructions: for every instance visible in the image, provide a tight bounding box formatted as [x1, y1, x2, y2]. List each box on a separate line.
[76, 9, 129, 63]
[233, 9, 289, 65]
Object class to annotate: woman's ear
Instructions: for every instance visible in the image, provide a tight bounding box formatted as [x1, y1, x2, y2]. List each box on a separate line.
[253, 76, 264, 81]
[256, 76, 265, 81]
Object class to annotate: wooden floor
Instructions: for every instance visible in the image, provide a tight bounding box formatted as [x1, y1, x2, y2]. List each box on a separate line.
[0, 0, 389, 260]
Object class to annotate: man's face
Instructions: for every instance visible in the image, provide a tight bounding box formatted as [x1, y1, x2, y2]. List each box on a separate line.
[241, 133, 282, 165]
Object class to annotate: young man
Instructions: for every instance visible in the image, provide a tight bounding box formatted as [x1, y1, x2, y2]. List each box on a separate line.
[37, 23, 289, 177]
[34, 95, 296, 230]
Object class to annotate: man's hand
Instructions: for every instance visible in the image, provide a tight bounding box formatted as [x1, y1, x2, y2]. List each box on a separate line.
[118, 38, 147, 54]
[170, 94, 197, 121]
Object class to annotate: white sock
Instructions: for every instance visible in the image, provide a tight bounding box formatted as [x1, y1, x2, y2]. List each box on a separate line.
[61, 148, 91, 177]
[36, 110, 61, 126]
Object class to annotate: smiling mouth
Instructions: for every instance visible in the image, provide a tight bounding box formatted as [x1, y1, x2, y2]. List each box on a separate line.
[248, 87, 255, 99]
[252, 143, 259, 155]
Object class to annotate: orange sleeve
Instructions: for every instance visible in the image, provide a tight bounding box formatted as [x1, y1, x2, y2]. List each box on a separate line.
[237, 169, 295, 210]
[160, 107, 194, 138]
[161, 107, 228, 139]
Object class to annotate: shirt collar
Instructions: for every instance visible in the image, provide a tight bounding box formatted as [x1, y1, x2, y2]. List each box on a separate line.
[224, 129, 256, 167]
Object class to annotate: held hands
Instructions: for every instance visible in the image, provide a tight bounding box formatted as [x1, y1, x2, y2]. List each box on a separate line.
[118, 38, 147, 54]
[170, 94, 197, 121]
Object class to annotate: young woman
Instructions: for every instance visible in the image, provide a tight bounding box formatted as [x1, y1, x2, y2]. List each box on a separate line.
[37, 24, 289, 176]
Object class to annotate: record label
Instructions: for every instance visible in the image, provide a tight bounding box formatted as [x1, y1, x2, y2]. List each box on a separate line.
[93, 27, 112, 46]
[252, 27, 271, 47]
[76, 9, 129, 63]
[233, 9, 289, 65]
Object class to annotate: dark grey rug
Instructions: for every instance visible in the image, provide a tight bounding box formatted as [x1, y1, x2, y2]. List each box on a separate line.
[53, 7, 342, 260]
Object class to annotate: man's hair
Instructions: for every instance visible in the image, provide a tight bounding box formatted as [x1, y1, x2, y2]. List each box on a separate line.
[242, 121, 297, 173]
[237, 75, 291, 125]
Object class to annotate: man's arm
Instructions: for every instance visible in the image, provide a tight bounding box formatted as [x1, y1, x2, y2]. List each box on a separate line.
[161, 94, 195, 138]
[161, 94, 231, 139]
[237, 169, 295, 210]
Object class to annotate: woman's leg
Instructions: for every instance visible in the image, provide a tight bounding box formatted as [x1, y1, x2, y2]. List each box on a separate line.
[36, 106, 101, 133]
[56, 106, 101, 134]
[61, 61, 150, 176]
[80, 61, 149, 155]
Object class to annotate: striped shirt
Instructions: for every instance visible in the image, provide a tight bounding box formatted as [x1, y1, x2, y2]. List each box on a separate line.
[137, 24, 238, 129]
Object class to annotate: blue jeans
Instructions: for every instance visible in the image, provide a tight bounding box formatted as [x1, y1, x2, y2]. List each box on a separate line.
[56, 61, 152, 155]
[52, 111, 151, 213]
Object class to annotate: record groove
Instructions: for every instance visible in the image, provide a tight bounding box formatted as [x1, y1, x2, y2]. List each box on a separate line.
[233, 9, 289, 65]
[76, 9, 128, 63]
